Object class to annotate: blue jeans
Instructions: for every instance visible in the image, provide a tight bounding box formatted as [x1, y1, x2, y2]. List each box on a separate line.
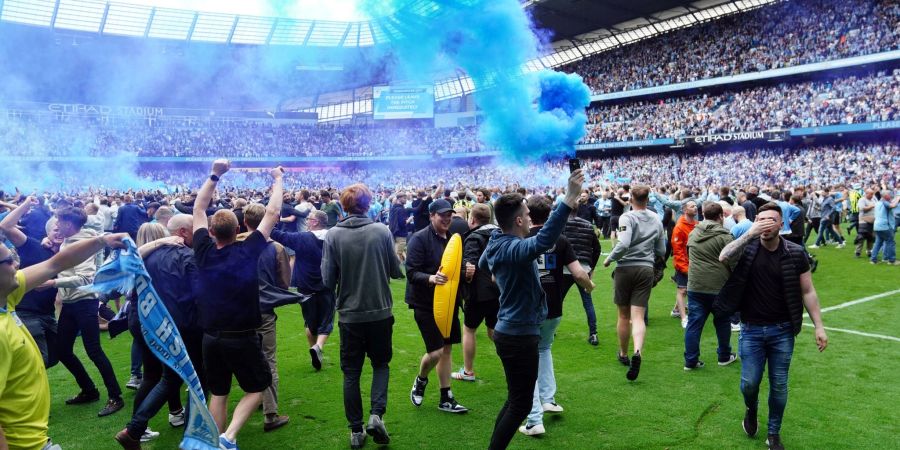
[683, 292, 732, 366]
[57, 300, 122, 398]
[871, 230, 896, 263]
[578, 286, 597, 335]
[739, 322, 795, 435]
[526, 317, 562, 426]
[130, 340, 143, 378]
[814, 218, 843, 246]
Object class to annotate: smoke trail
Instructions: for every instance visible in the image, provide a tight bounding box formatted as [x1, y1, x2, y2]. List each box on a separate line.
[361, 0, 591, 163]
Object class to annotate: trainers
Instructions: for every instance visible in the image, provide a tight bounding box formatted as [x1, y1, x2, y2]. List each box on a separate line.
[681, 317, 688, 329]
[218, 434, 239, 450]
[263, 415, 290, 432]
[365, 414, 390, 445]
[168, 409, 185, 427]
[731, 322, 741, 332]
[718, 353, 738, 366]
[410, 376, 428, 407]
[518, 423, 545, 436]
[684, 361, 705, 371]
[140, 428, 159, 443]
[766, 434, 785, 450]
[743, 408, 758, 437]
[617, 353, 630, 367]
[836, 243, 845, 249]
[438, 396, 469, 414]
[65, 389, 100, 405]
[125, 375, 142, 390]
[350, 430, 367, 449]
[450, 368, 475, 381]
[114, 429, 141, 450]
[98, 397, 125, 417]
[670, 307, 680, 317]
[807, 244, 819, 249]
[309, 345, 323, 371]
[626, 353, 642, 381]
[542, 402, 564, 413]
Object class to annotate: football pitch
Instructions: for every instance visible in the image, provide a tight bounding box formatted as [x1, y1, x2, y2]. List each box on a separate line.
[46, 235, 900, 449]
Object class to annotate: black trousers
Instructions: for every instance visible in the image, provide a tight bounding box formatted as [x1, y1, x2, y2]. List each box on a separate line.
[804, 217, 821, 244]
[489, 331, 540, 450]
[597, 216, 611, 239]
[339, 317, 394, 432]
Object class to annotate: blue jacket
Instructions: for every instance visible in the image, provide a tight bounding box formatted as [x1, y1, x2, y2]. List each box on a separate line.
[478, 202, 572, 336]
[271, 229, 326, 294]
[776, 201, 801, 235]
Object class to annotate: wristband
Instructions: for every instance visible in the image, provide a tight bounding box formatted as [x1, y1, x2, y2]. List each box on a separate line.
[210, 174, 220, 182]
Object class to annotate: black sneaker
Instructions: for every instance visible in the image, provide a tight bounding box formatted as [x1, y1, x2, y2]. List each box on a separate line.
[617, 353, 630, 367]
[683, 361, 705, 371]
[410, 376, 428, 407]
[437, 397, 469, 414]
[588, 334, 599, 346]
[65, 390, 100, 405]
[766, 434, 784, 450]
[98, 397, 125, 417]
[743, 407, 758, 437]
[626, 353, 642, 381]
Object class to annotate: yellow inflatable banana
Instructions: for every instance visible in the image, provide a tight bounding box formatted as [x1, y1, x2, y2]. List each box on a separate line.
[433, 233, 462, 338]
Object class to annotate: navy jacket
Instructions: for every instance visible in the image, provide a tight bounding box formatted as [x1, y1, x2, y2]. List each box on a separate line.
[389, 203, 411, 238]
[114, 202, 148, 238]
[143, 245, 199, 332]
[478, 202, 572, 336]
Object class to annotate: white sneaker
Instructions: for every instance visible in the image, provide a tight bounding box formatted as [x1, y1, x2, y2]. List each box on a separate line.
[518, 423, 545, 436]
[836, 243, 845, 249]
[140, 427, 160, 442]
[807, 245, 820, 249]
[681, 318, 688, 329]
[731, 323, 741, 332]
[542, 402, 564, 413]
[169, 409, 185, 427]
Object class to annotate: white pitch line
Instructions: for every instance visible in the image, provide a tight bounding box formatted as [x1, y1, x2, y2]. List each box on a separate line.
[802, 323, 900, 342]
[803, 289, 900, 317]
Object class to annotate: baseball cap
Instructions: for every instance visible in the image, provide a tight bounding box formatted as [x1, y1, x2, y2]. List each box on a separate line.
[429, 199, 453, 214]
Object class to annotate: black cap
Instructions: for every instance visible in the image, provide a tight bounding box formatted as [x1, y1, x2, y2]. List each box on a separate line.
[429, 199, 453, 214]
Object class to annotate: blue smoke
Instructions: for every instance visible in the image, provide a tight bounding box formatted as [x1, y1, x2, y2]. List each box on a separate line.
[362, 0, 591, 163]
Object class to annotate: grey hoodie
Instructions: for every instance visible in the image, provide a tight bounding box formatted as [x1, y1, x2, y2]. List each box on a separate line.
[607, 209, 666, 268]
[321, 214, 403, 324]
[57, 228, 103, 304]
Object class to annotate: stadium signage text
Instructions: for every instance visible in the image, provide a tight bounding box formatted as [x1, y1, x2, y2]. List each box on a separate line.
[48, 103, 164, 117]
[691, 131, 765, 144]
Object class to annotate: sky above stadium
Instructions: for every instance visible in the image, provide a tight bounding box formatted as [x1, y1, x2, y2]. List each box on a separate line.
[124, 0, 367, 21]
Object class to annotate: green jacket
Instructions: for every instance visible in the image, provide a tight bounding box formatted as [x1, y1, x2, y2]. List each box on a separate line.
[686, 220, 734, 294]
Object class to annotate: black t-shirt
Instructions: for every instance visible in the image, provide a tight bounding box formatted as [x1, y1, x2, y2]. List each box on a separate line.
[15, 237, 57, 315]
[742, 242, 809, 325]
[192, 229, 267, 331]
[528, 227, 577, 320]
[610, 197, 625, 216]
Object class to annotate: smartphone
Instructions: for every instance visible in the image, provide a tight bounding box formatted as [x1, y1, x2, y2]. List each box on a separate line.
[568, 158, 581, 173]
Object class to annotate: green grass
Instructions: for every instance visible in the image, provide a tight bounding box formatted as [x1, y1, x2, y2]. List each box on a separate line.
[46, 233, 900, 449]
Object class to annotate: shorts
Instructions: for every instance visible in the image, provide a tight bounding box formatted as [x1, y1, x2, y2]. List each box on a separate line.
[463, 299, 499, 330]
[413, 307, 461, 353]
[300, 289, 336, 335]
[610, 216, 621, 232]
[674, 270, 688, 289]
[613, 265, 654, 308]
[203, 332, 272, 396]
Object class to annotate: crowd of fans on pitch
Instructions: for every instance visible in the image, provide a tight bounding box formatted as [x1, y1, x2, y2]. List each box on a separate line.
[561, 0, 899, 94]
[583, 69, 900, 143]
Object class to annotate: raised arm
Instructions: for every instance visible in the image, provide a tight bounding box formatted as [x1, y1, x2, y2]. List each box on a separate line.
[718, 218, 775, 263]
[0, 196, 35, 247]
[21, 233, 129, 293]
[194, 159, 230, 233]
[256, 167, 284, 239]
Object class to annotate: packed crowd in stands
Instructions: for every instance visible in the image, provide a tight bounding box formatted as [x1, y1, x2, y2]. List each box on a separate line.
[562, 0, 899, 94]
[4, 141, 895, 195]
[583, 69, 900, 142]
[0, 115, 486, 158]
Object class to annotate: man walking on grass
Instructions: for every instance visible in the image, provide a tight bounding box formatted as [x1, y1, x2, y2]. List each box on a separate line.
[716, 202, 828, 450]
